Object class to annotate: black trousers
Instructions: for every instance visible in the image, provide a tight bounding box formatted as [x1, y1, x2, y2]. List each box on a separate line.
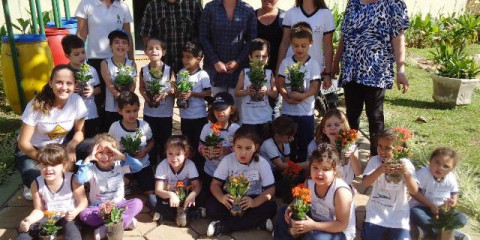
[343, 81, 386, 155]
[143, 115, 172, 165]
[104, 111, 122, 133]
[181, 117, 208, 175]
[84, 118, 100, 139]
[16, 218, 81, 240]
[87, 58, 107, 133]
[205, 195, 277, 233]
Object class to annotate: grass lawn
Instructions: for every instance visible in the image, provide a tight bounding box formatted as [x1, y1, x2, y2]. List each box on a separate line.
[378, 45, 480, 225]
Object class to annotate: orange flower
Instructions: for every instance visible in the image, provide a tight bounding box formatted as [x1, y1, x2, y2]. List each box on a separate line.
[176, 181, 184, 188]
[210, 122, 223, 135]
[303, 195, 312, 203]
[44, 210, 55, 217]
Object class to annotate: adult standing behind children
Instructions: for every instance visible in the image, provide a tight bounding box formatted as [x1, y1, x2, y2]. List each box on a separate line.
[16, 65, 88, 201]
[333, 0, 409, 155]
[139, 0, 203, 73]
[199, 0, 257, 101]
[75, 0, 134, 131]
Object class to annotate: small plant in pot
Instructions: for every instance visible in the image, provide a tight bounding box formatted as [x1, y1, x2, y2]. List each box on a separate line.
[431, 201, 465, 240]
[146, 68, 165, 108]
[176, 71, 193, 109]
[335, 129, 358, 166]
[385, 127, 413, 184]
[288, 183, 311, 239]
[204, 122, 224, 160]
[173, 180, 191, 227]
[284, 62, 306, 94]
[113, 64, 134, 92]
[280, 160, 302, 203]
[98, 201, 125, 240]
[76, 63, 92, 94]
[120, 129, 143, 157]
[40, 210, 62, 240]
[247, 59, 267, 101]
[225, 174, 250, 216]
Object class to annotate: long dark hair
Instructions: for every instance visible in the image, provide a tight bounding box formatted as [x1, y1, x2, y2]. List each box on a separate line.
[233, 125, 262, 162]
[32, 64, 76, 115]
[295, 0, 328, 9]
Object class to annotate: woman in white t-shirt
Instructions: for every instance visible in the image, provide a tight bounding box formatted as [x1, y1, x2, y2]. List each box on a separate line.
[16, 65, 88, 200]
[277, 0, 334, 89]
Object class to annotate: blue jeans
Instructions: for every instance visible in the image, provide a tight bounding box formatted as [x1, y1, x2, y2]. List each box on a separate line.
[15, 148, 40, 189]
[274, 206, 346, 240]
[362, 222, 410, 240]
[410, 206, 467, 237]
[283, 115, 314, 162]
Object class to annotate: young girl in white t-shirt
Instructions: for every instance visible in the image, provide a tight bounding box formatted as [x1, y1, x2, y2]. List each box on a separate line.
[76, 134, 143, 240]
[206, 126, 277, 237]
[274, 144, 356, 240]
[152, 135, 205, 224]
[139, 37, 175, 165]
[17, 144, 88, 240]
[308, 109, 362, 184]
[235, 38, 278, 137]
[361, 129, 418, 240]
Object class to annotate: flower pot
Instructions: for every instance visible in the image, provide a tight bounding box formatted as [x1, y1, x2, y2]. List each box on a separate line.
[289, 85, 304, 94]
[338, 148, 348, 166]
[230, 196, 244, 217]
[432, 74, 480, 105]
[250, 87, 265, 102]
[436, 230, 454, 240]
[288, 219, 304, 239]
[39, 233, 57, 240]
[176, 207, 188, 227]
[77, 82, 87, 95]
[206, 145, 219, 159]
[176, 98, 189, 109]
[106, 220, 124, 240]
[147, 94, 160, 108]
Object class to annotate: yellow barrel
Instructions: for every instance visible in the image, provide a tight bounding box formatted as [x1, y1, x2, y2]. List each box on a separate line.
[1, 34, 54, 115]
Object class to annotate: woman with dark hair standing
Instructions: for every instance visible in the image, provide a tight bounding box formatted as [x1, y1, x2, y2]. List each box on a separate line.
[16, 65, 88, 200]
[333, 0, 409, 155]
[75, 0, 133, 132]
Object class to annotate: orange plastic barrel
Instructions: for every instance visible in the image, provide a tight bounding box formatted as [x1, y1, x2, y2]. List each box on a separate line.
[1, 34, 54, 115]
[45, 27, 70, 66]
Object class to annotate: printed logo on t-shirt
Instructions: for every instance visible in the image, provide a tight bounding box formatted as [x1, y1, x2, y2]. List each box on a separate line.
[47, 125, 68, 140]
[313, 25, 322, 34]
[116, 15, 122, 24]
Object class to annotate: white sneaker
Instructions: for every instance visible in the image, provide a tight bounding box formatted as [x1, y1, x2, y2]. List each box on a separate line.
[207, 220, 220, 237]
[94, 225, 107, 240]
[265, 219, 274, 232]
[127, 217, 137, 230]
[23, 186, 32, 201]
[152, 212, 162, 221]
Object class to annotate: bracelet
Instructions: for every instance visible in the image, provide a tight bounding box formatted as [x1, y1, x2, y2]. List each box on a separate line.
[397, 71, 405, 75]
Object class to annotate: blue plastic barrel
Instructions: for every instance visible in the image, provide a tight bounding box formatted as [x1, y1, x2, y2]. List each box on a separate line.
[47, 18, 77, 34]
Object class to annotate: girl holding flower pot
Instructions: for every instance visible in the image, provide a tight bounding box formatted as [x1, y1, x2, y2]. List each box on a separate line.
[205, 126, 277, 237]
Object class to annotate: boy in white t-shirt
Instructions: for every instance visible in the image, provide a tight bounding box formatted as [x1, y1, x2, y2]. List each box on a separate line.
[361, 129, 418, 240]
[277, 22, 321, 163]
[108, 91, 156, 208]
[62, 35, 101, 138]
[410, 147, 468, 239]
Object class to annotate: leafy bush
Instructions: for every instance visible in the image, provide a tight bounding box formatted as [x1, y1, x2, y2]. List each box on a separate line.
[406, 13, 440, 48]
[0, 132, 16, 184]
[432, 42, 480, 79]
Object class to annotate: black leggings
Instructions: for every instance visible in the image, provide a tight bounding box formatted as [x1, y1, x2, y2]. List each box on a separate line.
[16, 218, 81, 240]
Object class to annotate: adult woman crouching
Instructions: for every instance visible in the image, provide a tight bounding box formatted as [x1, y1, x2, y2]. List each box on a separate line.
[16, 65, 88, 200]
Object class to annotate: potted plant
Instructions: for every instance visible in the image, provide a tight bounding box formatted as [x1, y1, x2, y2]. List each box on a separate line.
[225, 174, 250, 216]
[173, 180, 191, 227]
[113, 64, 134, 92]
[120, 129, 143, 156]
[247, 59, 267, 101]
[431, 202, 465, 240]
[335, 129, 358, 166]
[76, 63, 92, 94]
[204, 122, 224, 160]
[284, 62, 306, 94]
[288, 183, 311, 238]
[385, 127, 413, 184]
[40, 211, 62, 240]
[146, 68, 165, 108]
[280, 160, 302, 203]
[176, 71, 193, 109]
[98, 201, 125, 240]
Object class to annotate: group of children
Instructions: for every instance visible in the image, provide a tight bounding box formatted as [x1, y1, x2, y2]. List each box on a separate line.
[16, 21, 468, 240]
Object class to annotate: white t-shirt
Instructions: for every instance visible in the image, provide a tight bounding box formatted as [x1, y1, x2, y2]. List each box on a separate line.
[105, 58, 137, 112]
[75, 0, 133, 59]
[36, 172, 76, 212]
[240, 68, 273, 124]
[154, 159, 199, 190]
[108, 120, 153, 168]
[213, 153, 275, 196]
[409, 166, 459, 208]
[307, 179, 356, 240]
[141, 64, 174, 118]
[21, 93, 88, 148]
[200, 122, 240, 176]
[283, 7, 335, 71]
[178, 68, 212, 119]
[87, 161, 129, 206]
[79, 65, 101, 120]
[259, 138, 290, 169]
[278, 56, 321, 116]
[363, 156, 417, 230]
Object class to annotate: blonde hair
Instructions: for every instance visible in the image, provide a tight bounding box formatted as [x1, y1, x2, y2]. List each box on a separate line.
[93, 133, 118, 149]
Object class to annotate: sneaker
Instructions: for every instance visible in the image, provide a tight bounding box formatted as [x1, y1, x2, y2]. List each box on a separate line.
[152, 212, 163, 222]
[188, 207, 207, 220]
[207, 220, 227, 237]
[94, 225, 107, 240]
[258, 218, 274, 232]
[127, 217, 137, 230]
[199, 207, 207, 218]
[417, 226, 425, 239]
[23, 186, 32, 201]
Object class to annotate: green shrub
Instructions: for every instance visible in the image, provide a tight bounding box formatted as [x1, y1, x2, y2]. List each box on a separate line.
[0, 132, 16, 184]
